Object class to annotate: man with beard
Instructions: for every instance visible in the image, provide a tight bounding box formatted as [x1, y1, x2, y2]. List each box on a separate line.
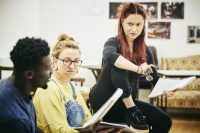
[0, 37, 52, 133]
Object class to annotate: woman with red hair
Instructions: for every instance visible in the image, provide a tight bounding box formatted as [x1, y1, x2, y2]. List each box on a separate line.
[89, 2, 172, 133]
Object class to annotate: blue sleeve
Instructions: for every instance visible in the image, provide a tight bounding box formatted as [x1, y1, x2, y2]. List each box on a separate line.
[103, 38, 121, 65]
[0, 119, 33, 133]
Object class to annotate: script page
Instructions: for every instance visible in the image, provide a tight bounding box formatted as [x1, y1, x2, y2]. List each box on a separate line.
[74, 88, 123, 129]
[148, 76, 196, 98]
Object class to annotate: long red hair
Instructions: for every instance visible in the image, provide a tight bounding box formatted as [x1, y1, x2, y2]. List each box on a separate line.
[117, 2, 147, 65]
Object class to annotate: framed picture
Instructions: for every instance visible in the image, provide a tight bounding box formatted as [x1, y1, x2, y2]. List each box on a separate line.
[109, 2, 122, 19]
[188, 26, 200, 44]
[109, 2, 158, 20]
[161, 2, 184, 19]
[140, 2, 158, 20]
[147, 22, 171, 39]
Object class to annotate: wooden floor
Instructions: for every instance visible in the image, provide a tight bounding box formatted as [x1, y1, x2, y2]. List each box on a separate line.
[137, 90, 200, 133]
[136, 114, 200, 133]
[169, 115, 200, 133]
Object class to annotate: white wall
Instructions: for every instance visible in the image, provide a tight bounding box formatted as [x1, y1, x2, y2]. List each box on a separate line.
[0, 0, 200, 87]
[0, 0, 39, 57]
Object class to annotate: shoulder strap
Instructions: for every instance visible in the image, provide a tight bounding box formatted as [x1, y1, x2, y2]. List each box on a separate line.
[69, 82, 77, 100]
[51, 79, 77, 101]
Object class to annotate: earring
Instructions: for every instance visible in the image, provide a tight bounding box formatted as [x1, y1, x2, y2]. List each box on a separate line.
[54, 67, 58, 72]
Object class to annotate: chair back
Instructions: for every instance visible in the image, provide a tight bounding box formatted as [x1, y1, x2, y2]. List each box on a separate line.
[149, 46, 158, 68]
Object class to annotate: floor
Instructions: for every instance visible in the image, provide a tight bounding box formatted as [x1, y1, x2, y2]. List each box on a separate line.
[135, 115, 200, 133]
[136, 89, 200, 133]
[168, 114, 200, 133]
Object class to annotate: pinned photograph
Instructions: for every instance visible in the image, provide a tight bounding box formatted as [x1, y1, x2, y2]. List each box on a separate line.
[109, 2, 123, 19]
[148, 22, 171, 39]
[140, 2, 158, 20]
[109, 2, 158, 20]
[161, 2, 184, 19]
[188, 26, 200, 44]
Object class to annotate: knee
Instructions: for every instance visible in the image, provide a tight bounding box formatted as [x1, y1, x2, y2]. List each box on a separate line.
[121, 88, 132, 98]
[162, 114, 172, 132]
[150, 114, 172, 133]
[111, 68, 129, 81]
[111, 68, 129, 88]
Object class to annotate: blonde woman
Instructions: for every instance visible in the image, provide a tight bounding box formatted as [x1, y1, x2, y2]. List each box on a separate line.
[33, 34, 119, 133]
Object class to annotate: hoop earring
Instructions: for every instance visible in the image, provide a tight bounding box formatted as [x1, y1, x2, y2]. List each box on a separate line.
[54, 67, 58, 72]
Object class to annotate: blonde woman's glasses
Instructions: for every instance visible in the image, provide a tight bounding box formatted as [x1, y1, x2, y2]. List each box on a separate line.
[57, 58, 82, 66]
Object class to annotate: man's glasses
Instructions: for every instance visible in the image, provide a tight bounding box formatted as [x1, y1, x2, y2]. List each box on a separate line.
[57, 58, 82, 66]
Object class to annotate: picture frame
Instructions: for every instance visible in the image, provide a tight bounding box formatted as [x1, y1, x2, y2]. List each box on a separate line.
[147, 22, 171, 39]
[109, 2, 158, 20]
[140, 2, 158, 20]
[188, 26, 200, 44]
[109, 2, 122, 19]
[161, 2, 184, 19]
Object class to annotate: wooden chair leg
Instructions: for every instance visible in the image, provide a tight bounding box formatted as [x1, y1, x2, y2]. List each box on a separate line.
[70, 77, 85, 86]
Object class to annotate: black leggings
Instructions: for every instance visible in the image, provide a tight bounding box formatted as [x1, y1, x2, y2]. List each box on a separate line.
[90, 67, 172, 133]
[103, 99, 172, 133]
[136, 101, 172, 133]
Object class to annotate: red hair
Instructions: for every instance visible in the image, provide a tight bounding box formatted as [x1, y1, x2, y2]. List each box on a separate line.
[117, 2, 147, 65]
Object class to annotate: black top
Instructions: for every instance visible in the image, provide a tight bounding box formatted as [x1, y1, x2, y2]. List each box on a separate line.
[89, 37, 159, 111]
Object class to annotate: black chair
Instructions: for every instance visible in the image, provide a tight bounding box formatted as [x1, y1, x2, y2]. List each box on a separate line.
[0, 58, 13, 79]
[137, 46, 158, 104]
[70, 77, 85, 87]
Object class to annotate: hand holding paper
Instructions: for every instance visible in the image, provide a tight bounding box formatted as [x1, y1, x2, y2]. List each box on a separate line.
[163, 90, 176, 97]
[148, 76, 196, 98]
